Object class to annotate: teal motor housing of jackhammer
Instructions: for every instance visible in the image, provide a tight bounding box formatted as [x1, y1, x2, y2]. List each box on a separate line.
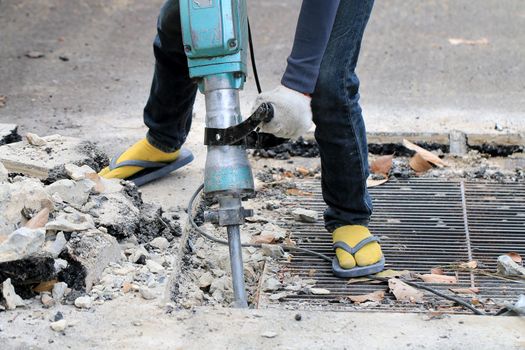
[179, 0, 254, 197]
[179, 0, 248, 91]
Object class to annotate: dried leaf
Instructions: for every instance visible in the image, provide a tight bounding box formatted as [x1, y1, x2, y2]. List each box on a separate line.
[286, 188, 312, 197]
[449, 287, 479, 295]
[283, 237, 296, 247]
[370, 154, 394, 176]
[403, 139, 447, 168]
[417, 273, 457, 284]
[308, 269, 316, 277]
[375, 269, 411, 278]
[430, 267, 444, 275]
[506, 252, 522, 264]
[296, 167, 310, 176]
[251, 233, 275, 244]
[283, 171, 294, 178]
[25, 208, 50, 229]
[310, 288, 331, 295]
[459, 260, 478, 269]
[389, 278, 424, 303]
[347, 277, 372, 284]
[367, 178, 388, 188]
[348, 290, 385, 304]
[33, 279, 58, 293]
[0, 95, 6, 107]
[409, 153, 433, 173]
[448, 37, 489, 46]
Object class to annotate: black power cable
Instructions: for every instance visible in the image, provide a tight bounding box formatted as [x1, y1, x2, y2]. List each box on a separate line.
[248, 18, 263, 94]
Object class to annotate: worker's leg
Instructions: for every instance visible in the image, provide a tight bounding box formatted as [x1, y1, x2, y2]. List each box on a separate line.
[312, 0, 382, 271]
[100, 0, 197, 180]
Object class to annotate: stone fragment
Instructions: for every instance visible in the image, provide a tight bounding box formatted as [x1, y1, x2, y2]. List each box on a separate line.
[497, 255, 525, 276]
[261, 244, 286, 259]
[52, 282, 68, 300]
[41, 293, 55, 307]
[26, 133, 47, 146]
[50, 319, 67, 332]
[1, 278, 25, 310]
[46, 211, 95, 232]
[0, 161, 7, 182]
[0, 178, 53, 237]
[0, 227, 46, 263]
[309, 288, 331, 295]
[198, 272, 214, 289]
[139, 287, 156, 300]
[128, 246, 150, 263]
[262, 277, 282, 292]
[291, 208, 318, 223]
[59, 231, 121, 291]
[74, 296, 92, 309]
[64, 164, 96, 181]
[269, 292, 287, 301]
[44, 232, 67, 258]
[45, 179, 94, 208]
[54, 259, 68, 272]
[149, 237, 169, 250]
[0, 135, 108, 181]
[146, 259, 165, 274]
[260, 223, 287, 241]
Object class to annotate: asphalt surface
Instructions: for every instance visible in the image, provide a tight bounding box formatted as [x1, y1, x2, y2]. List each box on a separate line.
[1, 0, 524, 146]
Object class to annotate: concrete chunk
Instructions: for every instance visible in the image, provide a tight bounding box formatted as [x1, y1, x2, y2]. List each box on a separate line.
[1, 278, 25, 310]
[58, 230, 121, 291]
[291, 208, 318, 223]
[0, 227, 46, 263]
[0, 135, 108, 181]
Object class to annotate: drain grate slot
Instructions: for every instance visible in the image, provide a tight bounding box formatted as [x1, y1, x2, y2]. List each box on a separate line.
[262, 179, 525, 314]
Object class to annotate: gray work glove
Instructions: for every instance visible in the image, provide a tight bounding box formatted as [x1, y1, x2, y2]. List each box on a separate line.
[252, 85, 313, 139]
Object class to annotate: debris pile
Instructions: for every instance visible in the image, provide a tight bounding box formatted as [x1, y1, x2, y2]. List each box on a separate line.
[0, 134, 181, 313]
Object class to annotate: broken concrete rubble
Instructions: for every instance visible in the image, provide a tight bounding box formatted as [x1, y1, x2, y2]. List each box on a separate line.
[291, 208, 318, 223]
[0, 227, 45, 263]
[0, 161, 7, 182]
[0, 178, 54, 237]
[45, 179, 94, 208]
[0, 123, 21, 146]
[64, 164, 97, 181]
[46, 211, 96, 232]
[1, 278, 25, 310]
[0, 135, 108, 181]
[59, 230, 121, 291]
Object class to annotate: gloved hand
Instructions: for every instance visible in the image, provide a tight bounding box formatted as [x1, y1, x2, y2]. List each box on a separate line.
[252, 85, 312, 139]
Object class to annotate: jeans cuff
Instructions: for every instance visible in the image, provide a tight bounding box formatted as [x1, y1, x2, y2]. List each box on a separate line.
[146, 131, 180, 153]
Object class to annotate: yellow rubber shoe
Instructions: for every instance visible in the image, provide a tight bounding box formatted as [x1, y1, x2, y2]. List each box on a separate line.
[99, 138, 180, 180]
[332, 225, 385, 277]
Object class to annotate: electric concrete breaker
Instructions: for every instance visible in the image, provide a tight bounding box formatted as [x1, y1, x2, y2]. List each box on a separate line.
[180, 0, 273, 308]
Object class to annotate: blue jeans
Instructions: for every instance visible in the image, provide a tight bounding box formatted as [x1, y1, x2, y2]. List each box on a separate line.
[144, 0, 375, 232]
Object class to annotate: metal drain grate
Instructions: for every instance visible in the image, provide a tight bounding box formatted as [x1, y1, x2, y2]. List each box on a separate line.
[261, 179, 525, 314]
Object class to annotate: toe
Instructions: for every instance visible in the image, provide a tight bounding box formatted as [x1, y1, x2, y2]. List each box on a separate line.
[335, 248, 356, 269]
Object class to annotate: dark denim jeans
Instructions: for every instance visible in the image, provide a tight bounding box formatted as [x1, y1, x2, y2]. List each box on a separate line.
[144, 0, 375, 232]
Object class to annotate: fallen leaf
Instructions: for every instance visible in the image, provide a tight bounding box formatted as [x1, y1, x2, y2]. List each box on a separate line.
[25, 208, 50, 229]
[308, 269, 316, 277]
[283, 171, 294, 178]
[347, 277, 372, 284]
[283, 237, 296, 247]
[417, 274, 457, 284]
[310, 288, 331, 295]
[389, 278, 424, 303]
[251, 233, 275, 244]
[296, 167, 310, 176]
[370, 154, 394, 176]
[375, 269, 411, 278]
[403, 139, 447, 168]
[409, 153, 433, 173]
[367, 178, 388, 188]
[33, 279, 58, 293]
[348, 290, 385, 304]
[471, 297, 481, 306]
[286, 188, 312, 196]
[459, 260, 478, 269]
[506, 252, 522, 264]
[430, 267, 444, 275]
[448, 37, 489, 46]
[0, 95, 6, 107]
[449, 287, 479, 295]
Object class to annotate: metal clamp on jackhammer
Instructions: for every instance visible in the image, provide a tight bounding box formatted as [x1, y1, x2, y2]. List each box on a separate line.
[204, 102, 289, 149]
